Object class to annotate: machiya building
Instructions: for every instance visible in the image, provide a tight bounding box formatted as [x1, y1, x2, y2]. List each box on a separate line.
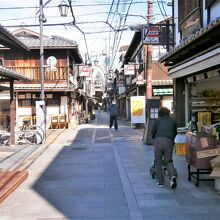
[0, 28, 83, 129]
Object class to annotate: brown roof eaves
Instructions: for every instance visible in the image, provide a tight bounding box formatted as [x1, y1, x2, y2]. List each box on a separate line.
[0, 25, 30, 51]
[159, 17, 220, 65]
[0, 66, 31, 82]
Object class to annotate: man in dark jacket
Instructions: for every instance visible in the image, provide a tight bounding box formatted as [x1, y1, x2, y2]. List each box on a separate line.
[151, 107, 177, 189]
[108, 99, 119, 130]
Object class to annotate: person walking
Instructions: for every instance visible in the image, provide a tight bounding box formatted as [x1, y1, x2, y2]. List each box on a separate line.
[151, 107, 178, 189]
[108, 99, 119, 131]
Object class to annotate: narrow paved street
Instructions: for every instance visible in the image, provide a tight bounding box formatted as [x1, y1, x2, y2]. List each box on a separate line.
[0, 111, 220, 220]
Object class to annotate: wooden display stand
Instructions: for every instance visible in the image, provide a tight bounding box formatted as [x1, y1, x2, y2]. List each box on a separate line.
[186, 132, 216, 186]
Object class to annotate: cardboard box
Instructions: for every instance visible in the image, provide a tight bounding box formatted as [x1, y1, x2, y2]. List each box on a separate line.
[210, 167, 220, 177]
[197, 148, 220, 159]
[210, 168, 220, 191]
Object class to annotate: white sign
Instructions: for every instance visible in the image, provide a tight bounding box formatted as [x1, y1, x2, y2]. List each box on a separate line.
[143, 26, 160, 44]
[130, 96, 146, 124]
[124, 64, 135, 75]
[136, 74, 145, 85]
[47, 56, 57, 71]
[80, 65, 91, 77]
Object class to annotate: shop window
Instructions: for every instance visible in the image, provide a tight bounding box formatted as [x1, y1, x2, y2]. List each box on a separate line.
[18, 99, 32, 107]
[18, 93, 32, 107]
[46, 93, 60, 106]
[150, 108, 158, 119]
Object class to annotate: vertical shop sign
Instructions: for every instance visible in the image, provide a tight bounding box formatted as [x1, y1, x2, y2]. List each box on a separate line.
[130, 96, 146, 125]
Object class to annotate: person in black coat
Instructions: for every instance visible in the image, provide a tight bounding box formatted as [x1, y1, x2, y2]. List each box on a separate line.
[151, 107, 177, 189]
[108, 99, 119, 130]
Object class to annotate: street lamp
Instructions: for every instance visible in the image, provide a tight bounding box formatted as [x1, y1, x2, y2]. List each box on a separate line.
[58, 0, 69, 17]
[39, 0, 69, 140]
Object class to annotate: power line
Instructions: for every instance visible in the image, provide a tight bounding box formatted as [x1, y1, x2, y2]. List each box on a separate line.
[0, 1, 150, 10]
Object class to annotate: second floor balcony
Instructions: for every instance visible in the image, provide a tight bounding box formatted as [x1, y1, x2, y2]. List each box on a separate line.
[6, 66, 68, 82]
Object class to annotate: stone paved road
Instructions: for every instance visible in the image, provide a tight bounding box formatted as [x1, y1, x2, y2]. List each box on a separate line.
[0, 111, 220, 220]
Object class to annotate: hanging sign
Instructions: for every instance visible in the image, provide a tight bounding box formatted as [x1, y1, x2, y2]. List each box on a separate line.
[79, 65, 91, 76]
[136, 74, 145, 85]
[124, 64, 135, 75]
[143, 26, 160, 44]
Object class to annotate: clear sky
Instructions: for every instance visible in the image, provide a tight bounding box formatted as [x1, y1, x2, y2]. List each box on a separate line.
[0, 0, 171, 68]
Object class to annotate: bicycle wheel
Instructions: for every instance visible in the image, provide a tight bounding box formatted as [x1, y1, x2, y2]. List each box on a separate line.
[0, 132, 11, 145]
[24, 125, 44, 145]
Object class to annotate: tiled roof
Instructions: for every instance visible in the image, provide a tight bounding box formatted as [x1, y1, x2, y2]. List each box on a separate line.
[160, 17, 220, 63]
[0, 25, 29, 51]
[18, 35, 78, 49]
[10, 28, 78, 49]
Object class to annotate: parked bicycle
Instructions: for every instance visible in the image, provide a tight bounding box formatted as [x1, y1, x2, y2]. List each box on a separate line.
[0, 120, 45, 145]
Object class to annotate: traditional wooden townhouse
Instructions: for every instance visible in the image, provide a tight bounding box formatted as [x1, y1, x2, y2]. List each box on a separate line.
[0, 25, 32, 144]
[0, 28, 83, 129]
[160, 0, 220, 127]
[116, 30, 173, 120]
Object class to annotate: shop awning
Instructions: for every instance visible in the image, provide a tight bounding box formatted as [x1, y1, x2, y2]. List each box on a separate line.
[153, 88, 173, 96]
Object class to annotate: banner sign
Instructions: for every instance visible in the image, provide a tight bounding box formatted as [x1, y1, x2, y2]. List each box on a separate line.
[79, 65, 91, 77]
[143, 26, 160, 44]
[124, 64, 135, 75]
[130, 96, 146, 124]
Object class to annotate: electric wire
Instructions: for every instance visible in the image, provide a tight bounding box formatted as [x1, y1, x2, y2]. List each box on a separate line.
[156, 0, 166, 20]
[110, 0, 134, 70]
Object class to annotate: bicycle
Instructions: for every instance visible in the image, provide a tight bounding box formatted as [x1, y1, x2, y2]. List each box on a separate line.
[0, 120, 45, 145]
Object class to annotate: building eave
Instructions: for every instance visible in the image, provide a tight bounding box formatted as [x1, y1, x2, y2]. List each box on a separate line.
[159, 17, 220, 66]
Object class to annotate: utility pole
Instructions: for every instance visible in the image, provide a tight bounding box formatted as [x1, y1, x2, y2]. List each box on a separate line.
[143, 0, 154, 145]
[145, 0, 153, 99]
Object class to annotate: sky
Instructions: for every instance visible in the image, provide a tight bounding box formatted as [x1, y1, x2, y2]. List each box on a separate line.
[0, 0, 172, 69]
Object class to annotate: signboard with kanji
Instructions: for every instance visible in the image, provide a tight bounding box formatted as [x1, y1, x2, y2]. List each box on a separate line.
[79, 65, 92, 77]
[143, 26, 160, 44]
[124, 64, 135, 75]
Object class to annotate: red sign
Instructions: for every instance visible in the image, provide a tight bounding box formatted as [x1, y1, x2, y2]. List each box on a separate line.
[80, 65, 92, 76]
[136, 74, 145, 85]
[124, 64, 135, 75]
[143, 26, 160, 44]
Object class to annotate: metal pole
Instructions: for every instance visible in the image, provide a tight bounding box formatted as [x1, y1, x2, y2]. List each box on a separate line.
[39, 0, 46, 141]
[40, 0, 45, 101]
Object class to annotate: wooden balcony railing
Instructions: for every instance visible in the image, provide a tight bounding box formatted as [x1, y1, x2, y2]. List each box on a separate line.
[6, 66, 68, 81]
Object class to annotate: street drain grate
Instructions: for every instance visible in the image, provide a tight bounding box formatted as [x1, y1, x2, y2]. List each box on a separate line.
[71, 146, 91, 151]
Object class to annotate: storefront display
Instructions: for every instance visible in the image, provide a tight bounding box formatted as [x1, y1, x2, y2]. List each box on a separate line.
[186, 132, 218, 186]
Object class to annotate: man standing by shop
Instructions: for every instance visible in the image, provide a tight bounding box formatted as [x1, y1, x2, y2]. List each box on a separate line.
[108, 99, 119, 131]
[151, 107, 178, 189]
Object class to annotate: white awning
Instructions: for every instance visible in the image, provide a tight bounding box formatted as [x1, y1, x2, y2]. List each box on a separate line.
[168, 47, 220, 78]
